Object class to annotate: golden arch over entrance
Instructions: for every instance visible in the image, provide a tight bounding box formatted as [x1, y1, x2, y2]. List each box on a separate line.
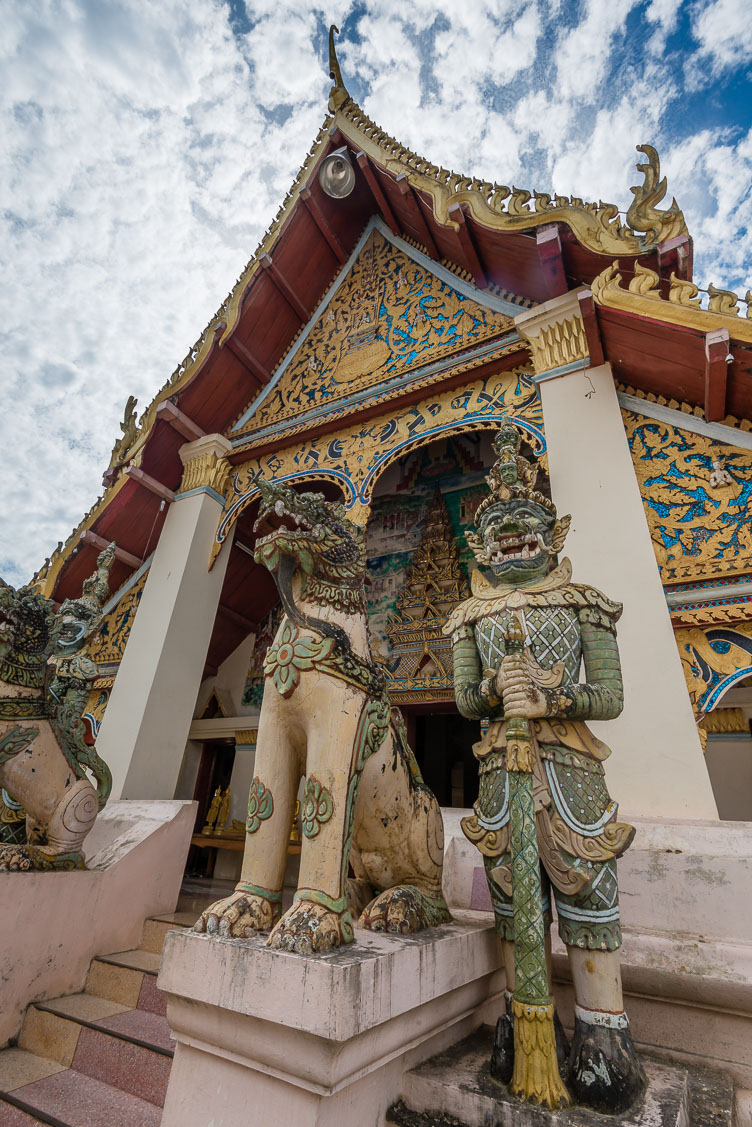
[211, 364, 542, 566]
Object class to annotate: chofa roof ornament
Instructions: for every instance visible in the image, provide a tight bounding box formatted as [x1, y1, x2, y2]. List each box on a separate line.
[626, 144, 686, 247]
[328, 24, 348, 110]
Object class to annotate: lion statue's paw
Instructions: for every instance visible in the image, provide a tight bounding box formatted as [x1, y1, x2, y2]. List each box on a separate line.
[359, 885, 452, 934]
[193, 890, 279, 938]
[0, 845, 33, 872]
[267, 899, 352, 955]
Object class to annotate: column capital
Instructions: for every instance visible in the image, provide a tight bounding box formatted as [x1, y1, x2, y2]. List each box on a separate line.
[178, 434, 232, 500]
[514, 287, 590, 381]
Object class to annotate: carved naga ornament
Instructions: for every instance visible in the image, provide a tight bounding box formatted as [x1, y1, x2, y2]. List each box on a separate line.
[0, 544, 114, 870]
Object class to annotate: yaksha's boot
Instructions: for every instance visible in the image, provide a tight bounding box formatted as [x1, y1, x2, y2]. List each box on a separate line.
[567, 1006, 646, 1114]
[490, 990, 570, 1085]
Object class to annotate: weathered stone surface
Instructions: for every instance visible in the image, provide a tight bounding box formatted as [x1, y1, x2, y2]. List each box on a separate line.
[390, 1027, 734, 1127]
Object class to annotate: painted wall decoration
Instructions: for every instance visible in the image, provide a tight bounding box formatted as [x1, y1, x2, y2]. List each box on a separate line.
[234, 227, 516, 441]
[214, 365, 543, 565]
[624, 409, 752, 583]
[675, 622, 752, 721]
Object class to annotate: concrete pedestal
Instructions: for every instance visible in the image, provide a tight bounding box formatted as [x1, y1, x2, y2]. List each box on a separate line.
[391, 1026, 734, 1127]
[157, 911, 504, 1127]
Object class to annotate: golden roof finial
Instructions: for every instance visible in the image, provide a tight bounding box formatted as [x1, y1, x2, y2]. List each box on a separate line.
[626, 144, 687, 248]
[328, 24, 348, 110]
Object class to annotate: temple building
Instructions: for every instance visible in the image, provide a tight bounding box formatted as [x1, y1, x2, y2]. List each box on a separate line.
[4, 36, 752, 1123]
[32, 52, 752, 828]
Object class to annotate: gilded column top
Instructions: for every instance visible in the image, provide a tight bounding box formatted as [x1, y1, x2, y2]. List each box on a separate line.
[514, 289, 590, 379]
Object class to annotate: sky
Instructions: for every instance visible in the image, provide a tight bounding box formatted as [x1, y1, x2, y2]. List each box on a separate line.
[2, 0, 751, 587]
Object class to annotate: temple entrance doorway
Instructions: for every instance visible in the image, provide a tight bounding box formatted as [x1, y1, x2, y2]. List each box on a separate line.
[407, 707, 479, 809]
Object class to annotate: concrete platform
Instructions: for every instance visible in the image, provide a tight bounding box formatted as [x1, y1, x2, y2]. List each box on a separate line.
[389, 1026, 734, 1127]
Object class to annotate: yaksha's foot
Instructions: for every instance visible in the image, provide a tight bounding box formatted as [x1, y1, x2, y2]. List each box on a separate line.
[193, 889, 279, 938]
[568, 1010, 646, 1114]
[490, 994, 570, 1086]
[268, 899, 352, 955]
[359, 885, 452, 934]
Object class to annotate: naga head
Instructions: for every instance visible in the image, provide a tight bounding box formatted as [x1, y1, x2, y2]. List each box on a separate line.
[253, 478, 366, 592]
[0, 581, 56, 688]
[466, 421, 570, 584]
[50, 543, 115, 656]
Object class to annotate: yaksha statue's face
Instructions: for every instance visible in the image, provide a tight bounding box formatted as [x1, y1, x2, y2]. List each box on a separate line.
[477, 497, 556, 584]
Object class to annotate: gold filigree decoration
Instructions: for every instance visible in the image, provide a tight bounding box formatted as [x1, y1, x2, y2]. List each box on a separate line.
[592, 262, 752, 343]
[675, 622, 752, 722]
[700, 707, 749, 735]
[671, 603, 752, 628]
[86, 571, 147, 667]
[523, 315, 588, 376]
[180, 453, 232, 495]
[628, 261, 661, 298]
[337, 100, 687, 255]
[623, 408, 752, 583]
[213, 367, 543, 567]
[238, 229, 515, 437]
[668, 274, 702, 308]
[626, 144, 686, 245]
[707, 283, 740, 316]
[108, 396, 139, 470]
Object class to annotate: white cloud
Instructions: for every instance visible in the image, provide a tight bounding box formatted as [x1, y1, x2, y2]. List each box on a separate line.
[689, 0, 752, 83]
[1, 0, 751, 586]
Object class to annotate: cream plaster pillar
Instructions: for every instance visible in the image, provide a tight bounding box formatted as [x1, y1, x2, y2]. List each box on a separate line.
[515, 292, 718, 820]
[96, 435, 235, 802]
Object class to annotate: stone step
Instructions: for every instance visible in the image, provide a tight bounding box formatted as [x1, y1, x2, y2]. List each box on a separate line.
[17, 998, 173, 1107]
[1, 1067, 163, 1126]
[391, 1026, 734, 1127]
[85, 950, 166, 1016]
[139, 915, 190, 955]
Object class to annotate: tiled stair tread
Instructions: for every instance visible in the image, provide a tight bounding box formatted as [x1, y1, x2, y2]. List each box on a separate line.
[0, 1048, 65, 1093]
[11, 1068, 163, 1127]
[84, 960, 143, 1009]
[137, 973, 167, 1017]
[71, 1026, 171, 1107]
[0, 1096, 47, 1126]
[38, 993, 130, 1023]
[149, 910, 195, 927]
[95, 948, 161, 974]
[95, 1009, 175, 1053]
[31, 1002, 173, 1058]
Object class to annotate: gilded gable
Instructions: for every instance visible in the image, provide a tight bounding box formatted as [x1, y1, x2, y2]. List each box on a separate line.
[235, 227, 515, 438]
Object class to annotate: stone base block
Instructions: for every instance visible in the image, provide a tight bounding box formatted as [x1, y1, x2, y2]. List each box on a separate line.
[158, 911, 504, 1127]
[391, 1027, 734, 1127]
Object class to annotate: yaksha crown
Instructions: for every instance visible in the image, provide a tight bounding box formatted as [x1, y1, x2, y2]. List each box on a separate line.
[473, 419, 555, 528]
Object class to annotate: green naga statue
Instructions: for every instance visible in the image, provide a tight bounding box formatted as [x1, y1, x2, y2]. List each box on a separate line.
[444, 421, 644, 1114]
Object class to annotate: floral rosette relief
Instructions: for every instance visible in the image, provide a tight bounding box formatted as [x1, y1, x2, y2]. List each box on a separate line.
[263, 621, 335, 698]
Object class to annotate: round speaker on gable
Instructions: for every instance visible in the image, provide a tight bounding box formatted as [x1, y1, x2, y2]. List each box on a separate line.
[318, 146, 356, 199]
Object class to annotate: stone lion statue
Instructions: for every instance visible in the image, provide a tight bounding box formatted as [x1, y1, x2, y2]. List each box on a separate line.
[195, 479, 450, 954]
[0, 545, 114, 870]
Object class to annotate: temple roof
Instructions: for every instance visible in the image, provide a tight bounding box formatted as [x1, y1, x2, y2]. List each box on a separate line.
[35, 31, 752, 679]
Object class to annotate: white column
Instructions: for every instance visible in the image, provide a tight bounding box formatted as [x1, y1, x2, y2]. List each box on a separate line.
[96, 435, 235, 801]
[515, 293, 718, 820]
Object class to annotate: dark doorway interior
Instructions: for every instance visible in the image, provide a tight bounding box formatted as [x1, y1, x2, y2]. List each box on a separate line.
[413, 713, 479, 808]
[186, 738, 236, 877]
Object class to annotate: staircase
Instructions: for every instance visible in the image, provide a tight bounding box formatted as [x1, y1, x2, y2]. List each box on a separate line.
[0, 913, 193, 1126]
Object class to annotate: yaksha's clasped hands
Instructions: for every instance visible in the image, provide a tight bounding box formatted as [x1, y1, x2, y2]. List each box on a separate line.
[494, 651, 550, 720]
